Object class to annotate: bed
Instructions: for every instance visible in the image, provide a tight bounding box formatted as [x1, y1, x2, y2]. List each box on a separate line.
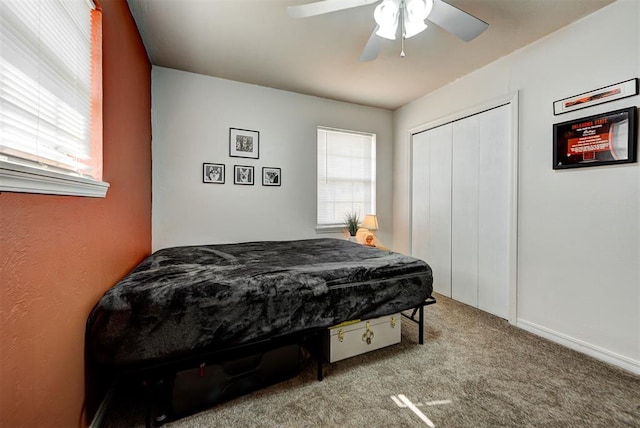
[85, 238, 433, 425]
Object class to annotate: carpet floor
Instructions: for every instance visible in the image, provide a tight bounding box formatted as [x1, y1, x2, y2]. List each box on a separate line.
[102, 293, 640, 427]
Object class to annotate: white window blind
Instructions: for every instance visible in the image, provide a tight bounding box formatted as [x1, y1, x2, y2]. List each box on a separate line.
[0, 0, 96, 178]
[317, 127, 376, 227]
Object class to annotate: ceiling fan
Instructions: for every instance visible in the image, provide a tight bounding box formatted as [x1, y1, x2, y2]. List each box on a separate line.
[288, 0, 488, 61]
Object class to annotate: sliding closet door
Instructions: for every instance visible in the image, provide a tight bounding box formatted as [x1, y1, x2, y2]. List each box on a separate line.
[411, 132, 431, 264]
[428, 126, 453, 297]
[411, 102, 513, 319]
[451, 104, 511, 318]
[451, 115, 480, 308]
[411, 125, 452, 297]
[477, 105, 510, 318]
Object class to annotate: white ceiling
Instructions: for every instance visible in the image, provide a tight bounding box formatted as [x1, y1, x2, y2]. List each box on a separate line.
[126, 0, 615, 110]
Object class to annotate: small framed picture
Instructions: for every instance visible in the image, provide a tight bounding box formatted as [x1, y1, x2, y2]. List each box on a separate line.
[234, 165, 254, 185]
[229, 128, 259, 159]
[262, 167, 281, 186]
[203, 163, 225, 184]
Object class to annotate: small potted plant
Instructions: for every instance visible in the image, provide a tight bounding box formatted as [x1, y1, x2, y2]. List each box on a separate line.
[344, 212, 359, 242]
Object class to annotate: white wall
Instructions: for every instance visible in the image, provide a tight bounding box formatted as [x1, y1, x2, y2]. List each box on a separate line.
[152, 67, 393, 251]
[393, 0, 640, 373]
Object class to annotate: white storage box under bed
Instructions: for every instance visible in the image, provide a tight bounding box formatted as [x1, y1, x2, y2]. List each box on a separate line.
[324, 313, 401, 363]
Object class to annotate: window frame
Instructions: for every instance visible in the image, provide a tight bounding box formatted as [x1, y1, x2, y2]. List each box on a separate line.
[316, 126, 377, 232]
[0, 0, 108, 198]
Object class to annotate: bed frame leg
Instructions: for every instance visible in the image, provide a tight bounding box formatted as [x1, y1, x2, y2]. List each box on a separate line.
[316, 331, 324, 381]
[317, 357, 323, 381]
[402, 296, 436, 345]
[143, 378, 169, 428]
[419, 305, 424, 345]
[143, 380, 152, 428]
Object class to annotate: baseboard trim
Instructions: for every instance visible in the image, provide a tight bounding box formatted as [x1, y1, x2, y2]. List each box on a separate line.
[516, 319, 640, 375]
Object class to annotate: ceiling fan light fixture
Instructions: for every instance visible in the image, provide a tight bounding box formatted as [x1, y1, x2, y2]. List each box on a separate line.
[403, 19, 427, 39]
[376, 22, 398, 40]
[405, 0, 433, 22]
[403, 0, 432, 38]
[374, 0, 399, 39]
[288, 0, 489, 62]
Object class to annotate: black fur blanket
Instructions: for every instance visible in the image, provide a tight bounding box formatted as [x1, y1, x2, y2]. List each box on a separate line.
[87, 239, 433, 365]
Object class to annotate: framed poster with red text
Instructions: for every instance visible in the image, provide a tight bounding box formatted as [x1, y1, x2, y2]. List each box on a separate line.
[553, 107, 637, 169]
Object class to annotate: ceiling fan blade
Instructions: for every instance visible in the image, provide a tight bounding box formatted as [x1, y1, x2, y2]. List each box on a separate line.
[359, 26, 380, 62]
[288, 0, 379, 19]
[428, 0, 488, 42]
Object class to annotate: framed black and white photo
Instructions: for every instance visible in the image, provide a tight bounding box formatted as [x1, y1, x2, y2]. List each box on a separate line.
[229, 128, 259, 159]
[553, 78, 639, 115]
[553, 107, 637, 169]
[262, 167, 281, 186]
[203, 163, 225, 184]
[234, 165, 254, 185]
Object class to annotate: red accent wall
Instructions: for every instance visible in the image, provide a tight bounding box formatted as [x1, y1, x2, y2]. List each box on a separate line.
[0, 1, 151, 426]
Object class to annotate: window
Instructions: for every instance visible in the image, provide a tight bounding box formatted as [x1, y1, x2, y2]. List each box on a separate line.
[0, 0, 107, 197]
[317, 126, 376, 230]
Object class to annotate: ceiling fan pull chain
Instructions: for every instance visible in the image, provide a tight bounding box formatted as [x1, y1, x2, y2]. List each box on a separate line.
[400, 3, 406, 58]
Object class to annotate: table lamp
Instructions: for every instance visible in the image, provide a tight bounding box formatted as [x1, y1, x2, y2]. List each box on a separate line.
[360, 214, 379, 246]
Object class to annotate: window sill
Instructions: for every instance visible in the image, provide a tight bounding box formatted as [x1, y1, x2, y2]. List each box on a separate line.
[0, 161, 110, 198]
[315, 225, 347, 234]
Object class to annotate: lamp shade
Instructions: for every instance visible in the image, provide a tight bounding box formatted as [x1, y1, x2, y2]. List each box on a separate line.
[361, 214, 379, 231]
